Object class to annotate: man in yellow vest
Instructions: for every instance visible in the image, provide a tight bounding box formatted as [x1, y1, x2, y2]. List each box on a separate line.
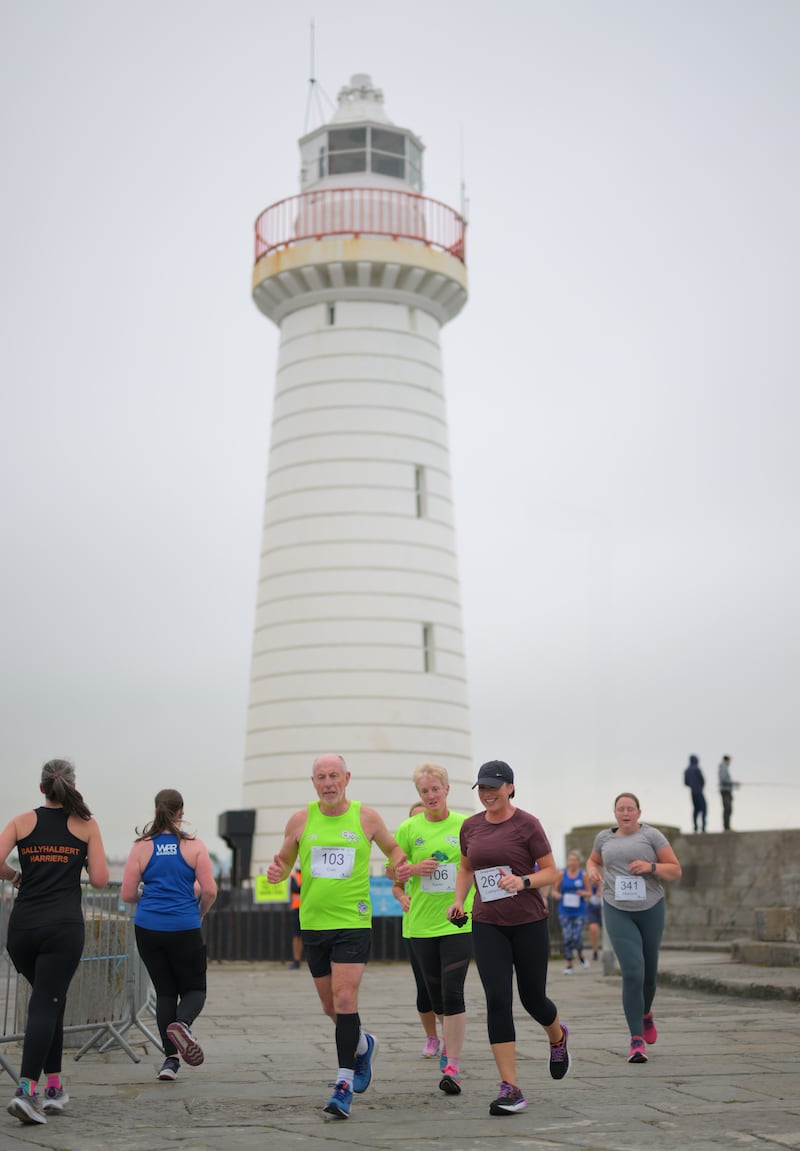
[268, 753, 406, 1120]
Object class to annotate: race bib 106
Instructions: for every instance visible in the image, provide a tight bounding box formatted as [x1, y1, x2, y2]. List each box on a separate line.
[419, 863, 456, 893]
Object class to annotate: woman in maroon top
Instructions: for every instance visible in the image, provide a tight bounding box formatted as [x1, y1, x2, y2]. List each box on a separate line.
[449, 761, 569, 1117]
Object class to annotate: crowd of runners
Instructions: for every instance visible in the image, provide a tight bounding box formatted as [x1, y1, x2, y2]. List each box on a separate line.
[1, 754, 682, 1126]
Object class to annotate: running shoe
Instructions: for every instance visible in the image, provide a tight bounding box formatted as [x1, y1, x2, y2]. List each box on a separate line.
[439, 1047, 449, 1073]
[579, 957, 590, 969]
[157, 1057, 181, 1081]
[352, 1031, 377, 1093]
[548, 1024, 571, 1080]
[166, 1020, 204, 1067]
[439, 1065, 461, 1095]
[643, 1012, 658, 1044]
[593, 950, 599, 961]
[7, 1088, 46, 1125]
[422, 1036, 441, 1059]
[489, 1081, 527, 1115]
[563, 966, 574, 974]
[628, 1037, 648, 1063]
[42, 1086, 70, 1114]
[323, 1080, 352, 1119]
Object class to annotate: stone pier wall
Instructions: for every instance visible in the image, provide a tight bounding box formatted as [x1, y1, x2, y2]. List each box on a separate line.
[566, 826, 800, 943]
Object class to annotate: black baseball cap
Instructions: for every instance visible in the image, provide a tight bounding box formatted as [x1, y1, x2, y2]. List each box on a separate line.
[472, 760, 514, 789]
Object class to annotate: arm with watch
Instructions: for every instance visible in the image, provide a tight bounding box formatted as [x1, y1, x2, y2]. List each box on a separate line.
[497, 853, 558, 895]
[629, 849, 682, 881]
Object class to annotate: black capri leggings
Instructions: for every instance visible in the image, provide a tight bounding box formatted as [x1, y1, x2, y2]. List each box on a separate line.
[410, 932, 472, 1017]
[135, 926, 207, 1056]
[405, 937, 433, 1015]
[6, 919, 85, 1081]
[471, 918, 557, 1045]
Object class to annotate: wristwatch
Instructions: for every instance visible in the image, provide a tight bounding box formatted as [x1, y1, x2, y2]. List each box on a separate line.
[650, 862, 657, 873]
[522, 875, 531, 889]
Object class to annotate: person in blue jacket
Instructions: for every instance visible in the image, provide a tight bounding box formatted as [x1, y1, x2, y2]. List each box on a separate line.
[122, 789, 217, 1081]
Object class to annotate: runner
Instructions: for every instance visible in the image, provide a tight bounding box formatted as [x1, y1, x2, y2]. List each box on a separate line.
[394, 764, 473, 1095]
[448, 760, 570, 1117]
[121, 788, 217, 1081]
[2, 758, 109, 1125]
[267, 753, 406, 1120]
[391, 801, 442, 1059]
[586, 792, 682, 1063]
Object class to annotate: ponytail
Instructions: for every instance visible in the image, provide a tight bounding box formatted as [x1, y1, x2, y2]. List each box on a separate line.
[41, 758, 92, 821]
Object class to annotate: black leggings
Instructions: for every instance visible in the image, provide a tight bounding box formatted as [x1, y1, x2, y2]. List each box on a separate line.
[6, 920, 85, 1081]
[472, 918, 557, 1045]
[135, 926, 207, 1056]
[409, 933, 472, 1017]
[405, 937, 433, 1015]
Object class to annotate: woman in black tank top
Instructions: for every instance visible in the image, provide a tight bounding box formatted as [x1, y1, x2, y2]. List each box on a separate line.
[1, 758, 108, 1126]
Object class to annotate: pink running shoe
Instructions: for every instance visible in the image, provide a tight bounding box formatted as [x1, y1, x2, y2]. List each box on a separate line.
[166, 1021, 204, 1067]
[421, 1036, 441, 1059]
[628, 1036, 648, 1063]
[643, 1012, 658, 1044]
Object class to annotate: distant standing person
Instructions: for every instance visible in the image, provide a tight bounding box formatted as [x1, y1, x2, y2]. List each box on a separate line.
[553, 850, 589, 973]
[448, 760, 570, 1118]
[2, 759, 109, 1125]
[718, 755, 739, 831]
[586, 793, 682, 1065]
[683, 755, 707, 833]
[267, 754, 406, 1120]
[121, 789, 217, 1082]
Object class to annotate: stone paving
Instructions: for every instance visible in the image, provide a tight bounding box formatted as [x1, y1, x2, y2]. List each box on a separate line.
[3, 950, 800, 1150]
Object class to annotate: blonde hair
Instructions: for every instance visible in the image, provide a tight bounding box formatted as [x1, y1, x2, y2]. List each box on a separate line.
[412, 762, 449, 789]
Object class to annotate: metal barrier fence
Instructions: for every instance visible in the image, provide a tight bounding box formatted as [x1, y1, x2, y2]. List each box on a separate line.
[0, 879, 160, 1080]
[202, 893, 569, 963]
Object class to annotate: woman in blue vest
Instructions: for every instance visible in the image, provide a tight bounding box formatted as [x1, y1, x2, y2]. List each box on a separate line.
[121, 789, 217, 1081]
[553, 850, 590, 973]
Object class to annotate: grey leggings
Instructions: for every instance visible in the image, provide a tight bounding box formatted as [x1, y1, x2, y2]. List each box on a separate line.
[602, 899, 665, 1037]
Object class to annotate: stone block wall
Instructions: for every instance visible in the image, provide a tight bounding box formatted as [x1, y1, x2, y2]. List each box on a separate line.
[566, 826, 800, 943]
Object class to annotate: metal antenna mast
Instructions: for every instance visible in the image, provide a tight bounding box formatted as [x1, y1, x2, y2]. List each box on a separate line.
[303, 20, 334, 135]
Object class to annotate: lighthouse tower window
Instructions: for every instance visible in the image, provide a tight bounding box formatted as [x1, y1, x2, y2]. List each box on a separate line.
[371, 128, 405, 179]
[328, 127, 367, 175]
[422, 623, 435, 673]
[414, 465, 427, 518]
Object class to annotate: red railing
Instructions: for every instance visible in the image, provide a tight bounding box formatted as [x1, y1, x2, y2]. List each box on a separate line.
[254, 187, 466, 265]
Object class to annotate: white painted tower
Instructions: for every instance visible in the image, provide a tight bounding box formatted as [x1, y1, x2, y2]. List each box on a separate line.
[244, 75, 473, 873]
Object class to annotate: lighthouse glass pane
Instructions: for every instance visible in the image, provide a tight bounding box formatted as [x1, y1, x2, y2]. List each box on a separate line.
[407, 140, 422, 191]
[330, 152, 367, 174]
[372, 152, 404, 178]
[372, 129, 405, 155]
[328, 127, 366, 175]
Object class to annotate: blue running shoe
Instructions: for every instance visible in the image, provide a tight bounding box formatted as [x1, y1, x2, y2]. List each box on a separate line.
[353, 1032, 377, 1093]
[323, 1080, 352, 1119]
[439, 1047, 449, 1073]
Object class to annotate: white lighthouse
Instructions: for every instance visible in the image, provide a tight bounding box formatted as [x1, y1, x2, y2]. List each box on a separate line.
[243, 75, 473, 873]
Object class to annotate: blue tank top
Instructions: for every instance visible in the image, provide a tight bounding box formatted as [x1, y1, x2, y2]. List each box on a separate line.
[559, 869, 587, 918]
[134, 834, 200, 931]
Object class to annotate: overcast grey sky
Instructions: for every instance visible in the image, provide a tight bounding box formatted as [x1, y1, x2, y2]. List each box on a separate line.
[2, 1, 798, 864]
